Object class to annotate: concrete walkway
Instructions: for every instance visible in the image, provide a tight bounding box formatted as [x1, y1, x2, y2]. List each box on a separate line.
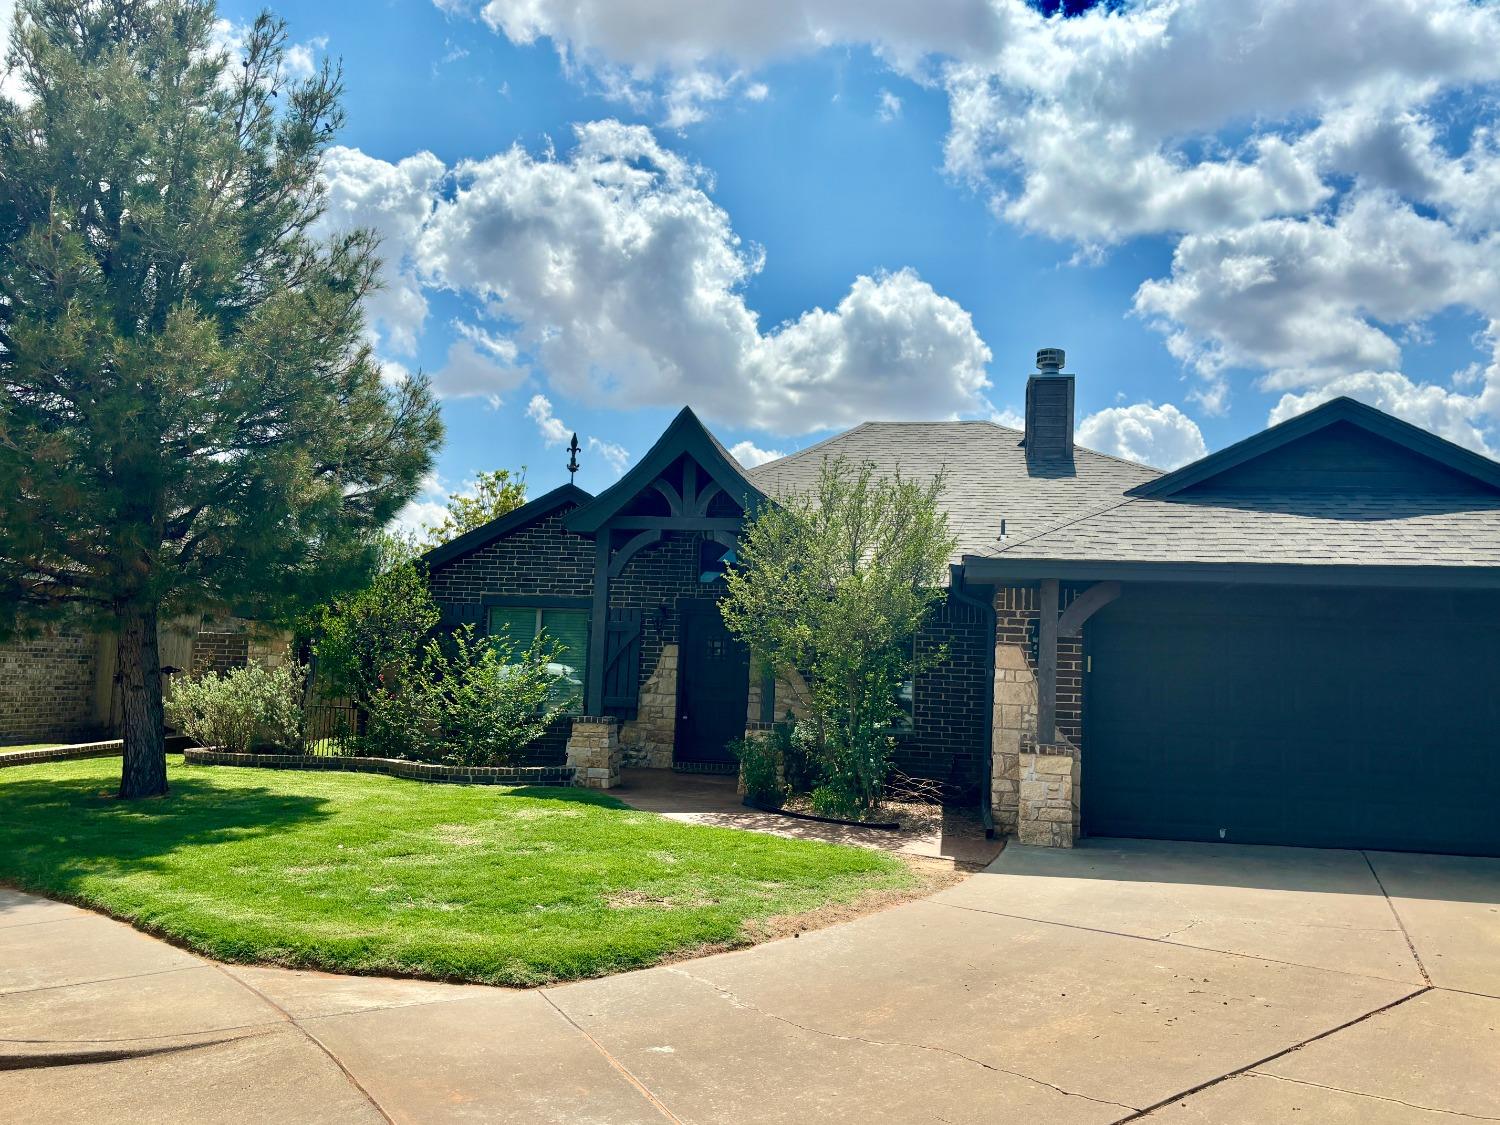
[3, 840, 1497, 1123]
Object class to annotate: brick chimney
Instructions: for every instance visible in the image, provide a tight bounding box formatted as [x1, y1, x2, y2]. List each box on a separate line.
[1024, 347, 1074, 466]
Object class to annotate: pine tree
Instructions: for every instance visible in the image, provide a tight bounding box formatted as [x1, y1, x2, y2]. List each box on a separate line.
[0, 1, 443, 797]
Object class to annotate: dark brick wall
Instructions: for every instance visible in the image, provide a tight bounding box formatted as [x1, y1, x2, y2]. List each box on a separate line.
[427, 505, 595, 607]
[0, 629, 97, 745]
[191, 631, 250, 678]
[426, 504, 596, 767]
[895, 598, 991, 796]
[994, 583, 1083, 748]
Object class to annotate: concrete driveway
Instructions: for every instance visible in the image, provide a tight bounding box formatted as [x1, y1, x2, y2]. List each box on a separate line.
[4, 839, 1497, 1123]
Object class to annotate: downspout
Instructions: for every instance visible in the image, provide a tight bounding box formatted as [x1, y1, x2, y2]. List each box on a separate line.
[949, 563, 997, 838]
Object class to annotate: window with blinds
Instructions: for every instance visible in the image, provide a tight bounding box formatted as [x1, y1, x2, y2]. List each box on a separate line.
[486, 607, 589, 712]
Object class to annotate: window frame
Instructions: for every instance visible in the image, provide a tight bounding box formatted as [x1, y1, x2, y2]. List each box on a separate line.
[481, 595, 592, 714]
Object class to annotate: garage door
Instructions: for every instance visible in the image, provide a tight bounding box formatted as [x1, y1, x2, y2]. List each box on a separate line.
[1083, 584, 1500, 856]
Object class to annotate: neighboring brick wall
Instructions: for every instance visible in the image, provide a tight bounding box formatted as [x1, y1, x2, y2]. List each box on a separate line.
[191, 630, 250, 677]
[0, 629, 98, 745]
[427, 505, 594, 606]
[894, 598, 990, 796]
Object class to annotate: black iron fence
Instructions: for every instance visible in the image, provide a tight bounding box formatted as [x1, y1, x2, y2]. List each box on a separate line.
[303, 702, 361, 757]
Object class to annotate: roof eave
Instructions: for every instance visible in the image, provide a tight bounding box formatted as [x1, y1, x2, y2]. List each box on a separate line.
[960, 554, 1500, 590]
[420, 483, 593, 570]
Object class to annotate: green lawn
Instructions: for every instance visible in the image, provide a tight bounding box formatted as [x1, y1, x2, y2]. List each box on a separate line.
[0, 757, 914, 985]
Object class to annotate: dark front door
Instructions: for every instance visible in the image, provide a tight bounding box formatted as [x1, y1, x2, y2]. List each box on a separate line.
[676, 599, 750, 764]
[1084, 584, 1500, 856]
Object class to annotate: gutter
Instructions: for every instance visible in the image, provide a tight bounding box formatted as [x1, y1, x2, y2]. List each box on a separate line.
[949, 563, 997, 839]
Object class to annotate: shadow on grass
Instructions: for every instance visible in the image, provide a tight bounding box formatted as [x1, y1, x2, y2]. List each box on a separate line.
[504, 784, 628, 810]
[0, 774, 333, 911]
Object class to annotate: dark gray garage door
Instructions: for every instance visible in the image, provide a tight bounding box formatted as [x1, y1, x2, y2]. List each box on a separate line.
[1084, 584, 1500, 856]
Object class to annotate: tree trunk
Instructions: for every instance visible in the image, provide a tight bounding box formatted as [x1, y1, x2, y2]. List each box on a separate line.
[117, 604, 168, 799]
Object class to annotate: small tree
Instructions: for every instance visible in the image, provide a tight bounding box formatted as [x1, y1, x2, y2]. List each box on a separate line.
[720, 458, 956, 815]
[0, 2, 443, 797]
[311, 562, 439, 715]
[420, 469, 526, 548]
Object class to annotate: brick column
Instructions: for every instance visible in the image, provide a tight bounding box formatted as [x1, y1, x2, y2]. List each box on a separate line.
[566, 716, 622, 789]
[1017, 744, 1079, 847]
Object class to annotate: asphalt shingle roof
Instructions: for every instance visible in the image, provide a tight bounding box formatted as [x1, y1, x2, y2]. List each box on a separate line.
[747, 421, 1160, 566]
[979, 490, 1500, 568]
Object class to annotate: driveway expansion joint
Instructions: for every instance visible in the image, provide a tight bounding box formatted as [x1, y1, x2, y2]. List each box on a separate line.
[1248, 1069, 1500, 1121]
[1118, 985, 1432, 1121]
[931, 898, 1426, 987]
[208, 961, 396, 1125]
[539, 990, 685, 1124]
[664, 966, 1141, 1113]
[1363, 850, 1434, 986]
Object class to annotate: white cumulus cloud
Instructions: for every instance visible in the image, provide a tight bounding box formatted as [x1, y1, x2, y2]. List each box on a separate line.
[528, 394, 633, 477]
[1076, 402, 1207, 470]
[330, 121, 991, 434]
[730, 440, 784, 468]
[430, 0, 1500, 451]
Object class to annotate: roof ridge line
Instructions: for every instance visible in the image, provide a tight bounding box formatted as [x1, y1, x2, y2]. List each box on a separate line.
[747, 421, 873, 474]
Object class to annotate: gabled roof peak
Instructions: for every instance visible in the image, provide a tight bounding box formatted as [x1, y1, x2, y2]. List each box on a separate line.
[1128, 397, 1500, 499]
[563, 405, 764, 534]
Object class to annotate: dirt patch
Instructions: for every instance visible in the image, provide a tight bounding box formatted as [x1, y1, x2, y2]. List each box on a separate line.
[749, 855, 971, 942]
[652, 854, 977, 969]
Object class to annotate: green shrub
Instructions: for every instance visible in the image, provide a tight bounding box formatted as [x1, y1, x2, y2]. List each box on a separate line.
[768, 711, 820, 793]
[360, 624, 563, 766]
[165, 661, 305, 753]
[731, 735, 788, 807]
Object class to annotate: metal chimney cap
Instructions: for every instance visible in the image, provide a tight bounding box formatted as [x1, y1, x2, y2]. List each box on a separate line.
[1036, 347, 1066, 373]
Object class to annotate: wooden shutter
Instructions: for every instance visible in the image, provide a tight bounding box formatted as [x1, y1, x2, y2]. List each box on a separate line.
[602, 609, 643, 717]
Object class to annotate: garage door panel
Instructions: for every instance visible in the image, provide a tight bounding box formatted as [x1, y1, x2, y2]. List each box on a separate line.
[1083, 585, 1500, 856]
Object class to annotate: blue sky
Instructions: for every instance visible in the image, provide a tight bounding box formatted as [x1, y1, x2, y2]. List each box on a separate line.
[199, 0, 1500, 527]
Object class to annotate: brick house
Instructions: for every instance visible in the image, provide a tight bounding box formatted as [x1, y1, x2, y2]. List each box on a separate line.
[422, 348, 1500, 857]
[0, 614, 289, 747]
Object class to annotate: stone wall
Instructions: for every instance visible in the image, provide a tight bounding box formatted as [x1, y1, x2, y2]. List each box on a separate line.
[0, 629, 98, 744]
[1017, 746, 1079, 847]
[566, 716, 622, 789]
[620, 643, 678, 768]
[991, 585, 1084, 840]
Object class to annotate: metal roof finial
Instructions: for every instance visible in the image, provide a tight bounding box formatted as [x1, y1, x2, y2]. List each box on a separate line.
[567, 433, 581, 483]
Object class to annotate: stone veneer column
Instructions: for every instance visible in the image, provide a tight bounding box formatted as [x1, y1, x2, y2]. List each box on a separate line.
[991, 641, 1036, 834]
[619, 645, 677, 768]
[1017, 745, 1079, 847]
[566, 716, 622, 789]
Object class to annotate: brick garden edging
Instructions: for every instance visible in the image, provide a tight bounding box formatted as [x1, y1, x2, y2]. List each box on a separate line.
[0, 740, 123, 768]
[182, 747, 575, 786]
